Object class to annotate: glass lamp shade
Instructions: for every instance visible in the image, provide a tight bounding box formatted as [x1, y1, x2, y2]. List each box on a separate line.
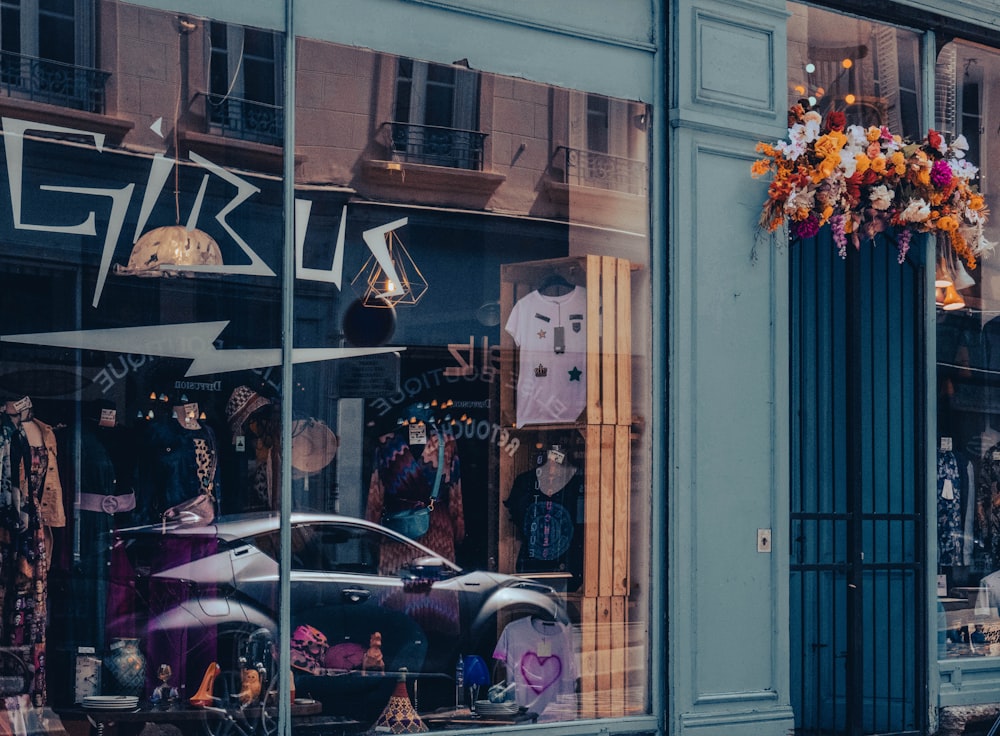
[942, 283, 966, 311]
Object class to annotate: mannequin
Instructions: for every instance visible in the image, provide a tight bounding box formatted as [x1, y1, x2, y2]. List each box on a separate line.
[366, 410, 465, 572]
[126, 397, 220, 697]
[0, 395, 64, 707]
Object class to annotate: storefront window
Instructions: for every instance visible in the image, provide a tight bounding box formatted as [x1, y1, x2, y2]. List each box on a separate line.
[0, 0, 652, 731]
[935, 39, 1000, 661]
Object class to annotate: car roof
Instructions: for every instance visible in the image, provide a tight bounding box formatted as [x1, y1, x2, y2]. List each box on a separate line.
[115, 511, 462, 571]
[118, 511, 382, 541]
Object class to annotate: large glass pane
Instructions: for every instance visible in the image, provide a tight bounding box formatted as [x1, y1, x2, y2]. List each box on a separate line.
[934, 39, 1000, 662]
[289, 32, 652, 729]
[0, 1, 289, 732]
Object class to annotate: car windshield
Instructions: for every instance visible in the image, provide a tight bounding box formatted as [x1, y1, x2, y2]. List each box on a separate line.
[251, 521, 460, 577]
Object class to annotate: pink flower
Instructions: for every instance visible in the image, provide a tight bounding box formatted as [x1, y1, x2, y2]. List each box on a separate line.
[792, 214, 820, 240]
[931, 159, 952, 189]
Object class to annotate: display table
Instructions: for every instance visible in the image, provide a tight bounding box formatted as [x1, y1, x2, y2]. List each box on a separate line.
[57, 699, 334, 736]
[421, 707, 539, 729]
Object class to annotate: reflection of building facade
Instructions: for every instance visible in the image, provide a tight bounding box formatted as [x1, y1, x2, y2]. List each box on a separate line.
[16, 0, 1000, 735]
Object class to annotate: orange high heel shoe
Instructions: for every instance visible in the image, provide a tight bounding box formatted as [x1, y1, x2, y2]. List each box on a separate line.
[189, 662, 221, 707]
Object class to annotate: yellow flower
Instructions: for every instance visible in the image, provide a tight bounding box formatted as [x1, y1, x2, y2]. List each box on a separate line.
[890, 152, 906, 175]
[936, 215, 959, 232]
[812, 156, 839, 183]
[854, 155, 871, 175]
[866, 127, 882, 142]
[814, 131, 847, 160]
[870, 156, 887, 174]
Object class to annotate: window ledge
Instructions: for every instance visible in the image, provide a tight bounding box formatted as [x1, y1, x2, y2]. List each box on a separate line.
[359, 159, 505, 206]
[0, 97, 134, 143]
[178, 129, 305, 173]
[543, 178, 647, 229]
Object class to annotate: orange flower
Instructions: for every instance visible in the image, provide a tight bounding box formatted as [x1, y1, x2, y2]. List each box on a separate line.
[870, 156, 887, 174]
[866, 127, 882, 142]
[890, 152, 906, 175]
[814, 131, 847, 159]
[751, 159, 771, 177]
[970, 193, 986, 211]
[936, 215, 959, 232]
[854, 155, 871, 175]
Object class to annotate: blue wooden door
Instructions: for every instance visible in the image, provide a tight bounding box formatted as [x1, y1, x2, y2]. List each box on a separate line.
[789, 230, 927, 736]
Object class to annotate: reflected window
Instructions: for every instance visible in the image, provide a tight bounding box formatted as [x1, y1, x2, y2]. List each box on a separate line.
[206, 21, 283, 145]
[390, 58, 483, 169]
[0, 0, 104, 112]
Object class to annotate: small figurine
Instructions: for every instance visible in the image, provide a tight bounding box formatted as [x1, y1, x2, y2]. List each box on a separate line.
[239, 668, 262, 705]
[151, 664, 174, 708]
[362, 631, 385, 674]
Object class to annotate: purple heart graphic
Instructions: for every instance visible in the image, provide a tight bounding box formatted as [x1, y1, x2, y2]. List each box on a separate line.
[520, 652, 562, 694]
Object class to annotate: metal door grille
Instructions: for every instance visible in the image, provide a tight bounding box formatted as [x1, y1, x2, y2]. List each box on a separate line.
[790, 230, 927, 736]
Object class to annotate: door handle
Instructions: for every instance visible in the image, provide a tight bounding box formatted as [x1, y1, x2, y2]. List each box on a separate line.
[342, 588, 371, 603]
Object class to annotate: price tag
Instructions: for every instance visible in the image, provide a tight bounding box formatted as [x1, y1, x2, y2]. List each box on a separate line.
[99, 408, 117, 428]
[235, 436, 246, 452]
[12, 396, 31, 414]
[548, 448, 566, 465]
[940, 436, 953, 452]
[537, 639, 552, 658]
[409, 423, 427, 445]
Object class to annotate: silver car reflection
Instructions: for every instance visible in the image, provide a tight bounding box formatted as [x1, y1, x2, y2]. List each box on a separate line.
[110, 512, 566, 719]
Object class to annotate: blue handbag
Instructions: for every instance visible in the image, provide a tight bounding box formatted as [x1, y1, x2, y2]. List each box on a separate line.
[381, 430, 444, 540]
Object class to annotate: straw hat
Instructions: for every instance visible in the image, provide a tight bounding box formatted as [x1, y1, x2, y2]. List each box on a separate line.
[226, 386, 272, 435]
[291, 418, 338, 478]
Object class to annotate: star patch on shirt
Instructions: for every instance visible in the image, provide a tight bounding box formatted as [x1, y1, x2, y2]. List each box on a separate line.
[568, 366, 582, 381]
[537, 329, 547, 339]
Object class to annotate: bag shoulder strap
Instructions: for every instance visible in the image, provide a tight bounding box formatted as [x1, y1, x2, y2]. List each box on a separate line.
[429, 428, 445, 503]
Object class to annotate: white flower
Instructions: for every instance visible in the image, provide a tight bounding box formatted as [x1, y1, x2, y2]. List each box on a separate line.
[950, 159, 979, 180]
[899, 198, 931, 223]
[838, 149, 858, 177]
[776, 138, 808, 161]
[869, 184, 893, 211]
[950, 134, 969, 159]
[846, 124, 868, 150]
[784, 186, 816, 215]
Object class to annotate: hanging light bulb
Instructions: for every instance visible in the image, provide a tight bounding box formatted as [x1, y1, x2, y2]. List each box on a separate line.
[351, 226, 428, 307]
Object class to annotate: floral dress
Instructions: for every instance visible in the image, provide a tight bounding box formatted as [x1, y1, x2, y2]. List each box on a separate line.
[0, 416, 48, 711]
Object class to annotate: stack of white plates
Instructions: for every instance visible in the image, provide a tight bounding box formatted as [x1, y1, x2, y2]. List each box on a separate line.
[474, 700, 519, 717]
[82, 695, 140, 711]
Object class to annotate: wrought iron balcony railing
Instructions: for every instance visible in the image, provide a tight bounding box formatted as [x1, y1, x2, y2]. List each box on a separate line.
[550, 146, 648, 196]
[200, 93, 283, 147]
[382, 121, 486, 170]
[0, 51, 110, 113]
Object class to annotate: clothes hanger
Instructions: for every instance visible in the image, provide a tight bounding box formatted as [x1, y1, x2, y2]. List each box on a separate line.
[537, 272, 574, 295]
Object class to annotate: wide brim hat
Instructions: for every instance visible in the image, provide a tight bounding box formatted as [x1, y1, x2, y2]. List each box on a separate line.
[226, 386, 272, 435]
[291, 418, 339, 478]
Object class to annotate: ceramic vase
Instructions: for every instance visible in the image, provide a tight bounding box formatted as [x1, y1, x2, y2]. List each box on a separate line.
[104, 638, 146, 696]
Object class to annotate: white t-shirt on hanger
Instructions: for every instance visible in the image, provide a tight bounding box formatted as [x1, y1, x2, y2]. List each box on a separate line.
[505, 287, 587, 426]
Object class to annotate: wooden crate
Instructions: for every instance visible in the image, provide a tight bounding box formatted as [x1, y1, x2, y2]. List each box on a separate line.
[579, 594, 629, 718]
[496, 255, 636, 721]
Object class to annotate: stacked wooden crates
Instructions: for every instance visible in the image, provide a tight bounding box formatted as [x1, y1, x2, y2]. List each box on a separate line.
[498, 255, 635, 719]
